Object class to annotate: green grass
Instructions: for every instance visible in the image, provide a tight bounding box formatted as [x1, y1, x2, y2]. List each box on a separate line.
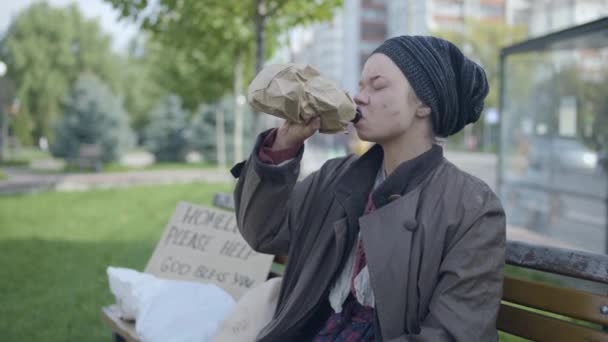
[0, 169, 6, 181]
[0, 182, 232, 341]
[0, 147, 51, 167]
[0, 159, 30, 167]
[17, 146, 52, 161]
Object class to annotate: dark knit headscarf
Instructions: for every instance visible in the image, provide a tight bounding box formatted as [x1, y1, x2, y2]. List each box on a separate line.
[373, 36, 489, 137]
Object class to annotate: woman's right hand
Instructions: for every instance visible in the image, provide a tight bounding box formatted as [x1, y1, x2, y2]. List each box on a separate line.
[272, 116, 321, 150]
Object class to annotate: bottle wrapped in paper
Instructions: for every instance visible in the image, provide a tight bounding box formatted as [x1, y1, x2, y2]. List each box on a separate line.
[247, 64, 357, 133]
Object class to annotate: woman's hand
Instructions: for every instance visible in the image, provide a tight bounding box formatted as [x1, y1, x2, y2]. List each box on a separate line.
[273, 116, 321, 150]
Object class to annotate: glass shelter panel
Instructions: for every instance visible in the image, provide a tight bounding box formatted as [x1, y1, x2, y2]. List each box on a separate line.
[500, 27, 608, 254]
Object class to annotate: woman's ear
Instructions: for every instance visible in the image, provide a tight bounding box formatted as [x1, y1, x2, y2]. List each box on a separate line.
[408, 89, 431, 118]
[415, 103, 432, 118]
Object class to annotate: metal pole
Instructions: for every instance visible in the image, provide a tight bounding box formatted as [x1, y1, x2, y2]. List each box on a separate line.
[497, 51, 506, 197]
[234, 54, 244, 163]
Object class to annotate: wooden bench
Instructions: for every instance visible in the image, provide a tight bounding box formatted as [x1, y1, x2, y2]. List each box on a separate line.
[499, 240, 608, 341]
[102, 193, 608, 341]
[75, 143, 102, 172]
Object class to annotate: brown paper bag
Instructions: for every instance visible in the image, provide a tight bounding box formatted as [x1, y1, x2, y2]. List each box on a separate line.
[247, 64, 356, 133]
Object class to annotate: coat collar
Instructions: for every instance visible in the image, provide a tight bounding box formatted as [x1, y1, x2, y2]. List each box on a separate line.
[333, 144, 384, 250]
[334, 143, 444, 213]
[372, 144, 443, 208]
[334, 144, 384, 205]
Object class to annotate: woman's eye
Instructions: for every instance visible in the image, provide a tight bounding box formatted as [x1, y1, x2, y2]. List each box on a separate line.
[373, 84, 386, 90]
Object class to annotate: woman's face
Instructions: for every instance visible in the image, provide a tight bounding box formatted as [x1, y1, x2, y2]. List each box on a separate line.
[353, 53, 428, 144]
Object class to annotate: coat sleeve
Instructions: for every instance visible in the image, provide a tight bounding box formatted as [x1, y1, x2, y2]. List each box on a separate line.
[387, 186, 506, 342]
[233, 131, 322, 256]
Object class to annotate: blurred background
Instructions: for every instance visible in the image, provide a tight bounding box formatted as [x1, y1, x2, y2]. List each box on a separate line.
[0, 0, 607, 340]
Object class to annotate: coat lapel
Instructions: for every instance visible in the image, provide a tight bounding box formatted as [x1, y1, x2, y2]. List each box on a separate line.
[359, 186, 421, 340]
[334, 145, 384, 258]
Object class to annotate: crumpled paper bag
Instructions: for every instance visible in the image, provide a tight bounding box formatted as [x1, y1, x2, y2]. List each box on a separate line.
[248, 64, 356, 133]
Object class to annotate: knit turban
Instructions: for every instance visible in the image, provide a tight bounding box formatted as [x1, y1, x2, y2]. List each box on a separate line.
[373, 36, 489, 137]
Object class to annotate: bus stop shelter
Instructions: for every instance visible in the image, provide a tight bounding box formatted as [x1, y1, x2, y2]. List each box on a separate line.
[498, 17, 608, 254]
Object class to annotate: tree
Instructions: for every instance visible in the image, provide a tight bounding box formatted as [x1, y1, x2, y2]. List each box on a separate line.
[142, 39, 235, 112]
[51, 74, 134, 163]
[143, 95, 191, 162]
[118, 38, 165, 137]
[0, 73, 16, 161]
[104, 0, 342, 130]
[0, 2, 122, 145]
[190, 97, 255, 165]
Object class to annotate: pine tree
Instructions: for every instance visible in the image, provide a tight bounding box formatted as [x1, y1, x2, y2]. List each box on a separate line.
[143, 95, 190, 162]
[51, 73, 134, 163]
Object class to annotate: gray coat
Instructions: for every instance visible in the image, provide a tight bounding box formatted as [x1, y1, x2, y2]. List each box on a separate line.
[233, 134, 506, 341]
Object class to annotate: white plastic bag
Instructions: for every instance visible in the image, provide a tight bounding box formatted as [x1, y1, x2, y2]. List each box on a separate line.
[107, 267, 166, 320]
[106, 267, 235, 342]
[136, 280, 235, 342]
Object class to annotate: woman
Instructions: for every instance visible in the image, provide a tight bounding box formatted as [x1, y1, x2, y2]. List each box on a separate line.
[232, 36, 506, 341]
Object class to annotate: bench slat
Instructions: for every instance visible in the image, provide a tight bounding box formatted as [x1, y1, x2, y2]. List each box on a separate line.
[497, 303, 607, 342]
[101, 305, 140, 342]
[506, 240, 608, 284]
[213, 192, 235, 211]
[503, 276, 608, 326]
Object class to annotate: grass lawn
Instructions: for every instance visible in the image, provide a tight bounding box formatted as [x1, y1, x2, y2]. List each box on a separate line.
[0, 147, 51, 167]
[0, 182, 232, 341]
[0, 169, 6, 181]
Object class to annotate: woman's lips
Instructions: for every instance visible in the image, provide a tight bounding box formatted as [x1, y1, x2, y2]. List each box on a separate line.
[351, 108, 363, 124]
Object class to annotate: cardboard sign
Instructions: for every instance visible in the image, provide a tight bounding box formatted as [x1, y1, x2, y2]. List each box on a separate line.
[145, 201, 274, 299]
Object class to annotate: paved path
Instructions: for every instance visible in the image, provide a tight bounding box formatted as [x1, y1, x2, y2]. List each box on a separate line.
[0, 167, 232, 194]
[444, 150, 497, 190]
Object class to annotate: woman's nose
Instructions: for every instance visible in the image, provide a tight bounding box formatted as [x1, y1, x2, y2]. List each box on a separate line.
[353, 92, 369, 106]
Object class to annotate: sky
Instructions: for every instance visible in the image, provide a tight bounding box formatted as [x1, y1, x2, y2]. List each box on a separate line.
[0, 0, 138, 53]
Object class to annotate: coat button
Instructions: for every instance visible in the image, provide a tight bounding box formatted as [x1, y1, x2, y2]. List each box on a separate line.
[388, 194, 401, 202]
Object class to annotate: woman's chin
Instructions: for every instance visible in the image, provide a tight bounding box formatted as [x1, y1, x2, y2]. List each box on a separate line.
[355, 129, 374, 143]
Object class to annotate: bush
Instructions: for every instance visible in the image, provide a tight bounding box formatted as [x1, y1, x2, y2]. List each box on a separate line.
[143, 95, 190, 162]
[190, 103, 233, 163]
[189, 96, 255, 164]
[51, 74, 135, 163]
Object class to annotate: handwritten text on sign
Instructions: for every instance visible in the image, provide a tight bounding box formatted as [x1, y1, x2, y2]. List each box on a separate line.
[145, 202, 274, 299]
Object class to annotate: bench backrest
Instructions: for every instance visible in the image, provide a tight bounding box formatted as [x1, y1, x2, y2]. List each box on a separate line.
[501, 241, 608, 341]
[213, 193, 608, 341]
[79, 143, 102, 159]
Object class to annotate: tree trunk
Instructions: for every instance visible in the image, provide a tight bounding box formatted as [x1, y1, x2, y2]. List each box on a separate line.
[216, 108, 226, 167]
[255, 0, 266, 74]
[0, 112, 6, 162]
[254, 0, 266, 132]
[234, 53, 244, 163]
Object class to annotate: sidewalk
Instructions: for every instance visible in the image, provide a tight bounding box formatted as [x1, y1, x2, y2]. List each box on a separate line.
[506, 225, 576, 250]
[0, 167, 232, 194]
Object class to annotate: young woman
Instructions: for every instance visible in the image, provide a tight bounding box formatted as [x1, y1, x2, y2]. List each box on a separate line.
[232, 35, 506, 342]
